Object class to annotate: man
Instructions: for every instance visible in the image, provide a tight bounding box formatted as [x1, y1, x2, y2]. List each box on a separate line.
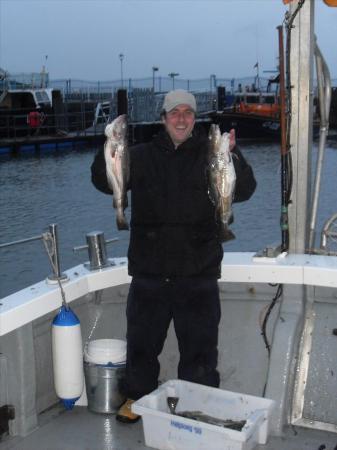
[91, 89, 256, 423]
[27, 108, 45, 136]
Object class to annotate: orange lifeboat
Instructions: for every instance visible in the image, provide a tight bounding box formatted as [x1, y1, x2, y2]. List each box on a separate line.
[238, 101, 280, 118]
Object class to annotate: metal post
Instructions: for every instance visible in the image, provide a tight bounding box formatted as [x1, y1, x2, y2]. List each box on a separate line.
[264, 0, 315, 437]
[152, 67, 159, 119]
[152, 66, 159, 92]
[287, 0, 315, 254]
[210, 74, 216, 108]
[308, 40, 331, 250]
[168, 72, 179, 90]
[47, 224, 68, 282]
[73, 231, 118, 271]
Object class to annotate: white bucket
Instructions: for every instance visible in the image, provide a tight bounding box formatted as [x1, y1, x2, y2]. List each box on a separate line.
[84, 339, 126, 365]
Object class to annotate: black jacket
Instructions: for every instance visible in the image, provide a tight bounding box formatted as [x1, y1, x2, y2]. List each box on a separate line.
[91, 127, 256, 279]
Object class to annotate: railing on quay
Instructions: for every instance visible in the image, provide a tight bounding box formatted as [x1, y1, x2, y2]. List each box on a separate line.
[49, 75, 277, 97]
[0, 91, 215, 142]
[2, 72, 336, 97]
[55, 89, 219, 123]
[0, 108, 101, 142]
[0, 83, 275, 144]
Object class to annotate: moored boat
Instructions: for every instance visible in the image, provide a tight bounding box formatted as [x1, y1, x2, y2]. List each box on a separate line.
[210, 83, 281, 139]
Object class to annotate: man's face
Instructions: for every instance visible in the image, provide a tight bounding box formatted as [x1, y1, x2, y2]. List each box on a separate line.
[163, 104, 196, 146]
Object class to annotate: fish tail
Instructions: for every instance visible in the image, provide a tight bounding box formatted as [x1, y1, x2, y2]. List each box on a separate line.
[220, 225, 235, 243]
[116, 209, 129, 230]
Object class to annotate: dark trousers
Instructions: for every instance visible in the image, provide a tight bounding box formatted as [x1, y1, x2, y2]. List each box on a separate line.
[123, 277, 221, 400]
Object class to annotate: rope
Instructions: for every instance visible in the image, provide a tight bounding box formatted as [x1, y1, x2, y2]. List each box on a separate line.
[42, 232, 68, 310]
[86, 290, 103, 344]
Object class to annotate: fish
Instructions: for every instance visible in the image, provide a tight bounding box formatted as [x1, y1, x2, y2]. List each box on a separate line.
[176, 410, 246, 431]
[104, 114, 130, 230]
[207, 124, 236, 242]
[166, 397, 246, 431]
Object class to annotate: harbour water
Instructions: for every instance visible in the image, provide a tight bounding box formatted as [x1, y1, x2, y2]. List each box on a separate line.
[1, 139, 337, 298]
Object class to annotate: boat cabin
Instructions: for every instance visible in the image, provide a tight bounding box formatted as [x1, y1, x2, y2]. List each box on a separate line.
[0, 88, 62, 110]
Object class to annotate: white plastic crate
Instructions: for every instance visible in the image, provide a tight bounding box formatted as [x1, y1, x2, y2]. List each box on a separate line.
[132, 379, 275, 450]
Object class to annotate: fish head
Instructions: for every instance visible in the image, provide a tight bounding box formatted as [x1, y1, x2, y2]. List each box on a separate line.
[220, 132, 231, 158]
[208, 124, 222, 154]
[105, 114, 128, 142]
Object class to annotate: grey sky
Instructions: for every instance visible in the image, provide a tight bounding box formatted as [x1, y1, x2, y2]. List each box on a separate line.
[0, 0, 336, 82]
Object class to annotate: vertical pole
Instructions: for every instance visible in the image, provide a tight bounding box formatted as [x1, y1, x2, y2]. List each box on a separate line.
[287, 0, 315, 254]
[264, 0, 315, 436]
[117, 89, 128, 116]
[278, 25, 289, 251]
[47, 224, 68, 282]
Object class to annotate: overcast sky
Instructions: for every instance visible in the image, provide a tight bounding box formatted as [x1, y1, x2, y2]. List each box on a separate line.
[0, 0, 336, 82]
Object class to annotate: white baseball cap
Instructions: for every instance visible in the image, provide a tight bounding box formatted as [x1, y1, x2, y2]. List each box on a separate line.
[162, 89, 197, 113]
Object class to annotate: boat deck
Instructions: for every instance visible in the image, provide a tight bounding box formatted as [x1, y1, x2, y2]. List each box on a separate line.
[2, 403, 337, 450]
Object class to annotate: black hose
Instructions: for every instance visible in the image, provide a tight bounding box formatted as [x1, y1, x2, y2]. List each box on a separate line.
[261, 284, 283, 357]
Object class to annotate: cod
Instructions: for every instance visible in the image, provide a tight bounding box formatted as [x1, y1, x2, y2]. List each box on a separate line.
[208, 124, 236, 242]
[104, 114, 130, 230]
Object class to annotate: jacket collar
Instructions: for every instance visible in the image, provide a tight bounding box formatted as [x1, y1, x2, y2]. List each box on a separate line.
[153, 126, 207, 153]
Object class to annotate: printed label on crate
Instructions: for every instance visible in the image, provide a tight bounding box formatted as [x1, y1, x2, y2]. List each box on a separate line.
[170, 419, 202, 435]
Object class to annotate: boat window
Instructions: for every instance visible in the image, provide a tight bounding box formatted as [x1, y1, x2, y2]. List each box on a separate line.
[35, 90, 51, 106]
[246, 95, 259, 104]
[263, 96, 275, 104]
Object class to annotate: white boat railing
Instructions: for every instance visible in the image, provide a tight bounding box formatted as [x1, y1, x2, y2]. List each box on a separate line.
[2, 251, 337, 338]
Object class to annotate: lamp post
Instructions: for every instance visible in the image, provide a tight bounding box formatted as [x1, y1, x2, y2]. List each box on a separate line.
[152, 66, 159, 92]
[210, 74, 216, 92]
[152, 66, 159, 119]
[119, 53, 124, 88]
[41, 55, 48, 88]
[210, 74, 217, 110]
[168, 72, 179, 89]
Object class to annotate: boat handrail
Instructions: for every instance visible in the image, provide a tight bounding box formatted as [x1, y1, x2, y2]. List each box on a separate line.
[319, 211, 337, 252]
[308, 38, 332, 251]
[93, 101, 111, 126]
[0, 224, 67, 282]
